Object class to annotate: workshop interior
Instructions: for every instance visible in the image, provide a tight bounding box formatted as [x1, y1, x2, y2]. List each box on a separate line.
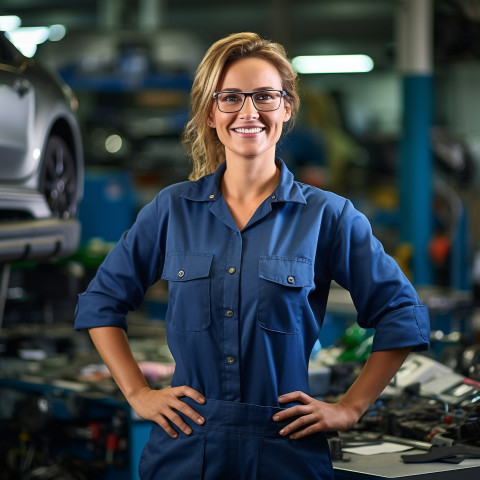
[2, 0, 480, 479]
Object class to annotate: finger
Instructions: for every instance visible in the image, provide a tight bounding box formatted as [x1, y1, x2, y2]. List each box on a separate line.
[287, 424, 320, 440]
[278, 414, 313, 437]
[154, 415, 181, 439]
[273, 404, 311, 421]
[172, 397, 205, 425]
[172, 385, 205, 404]
[164, 410, 195, 436]
[278, 391, 311, 404]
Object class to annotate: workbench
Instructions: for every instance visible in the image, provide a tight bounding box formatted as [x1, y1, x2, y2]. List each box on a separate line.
[334, 448, 480, 479]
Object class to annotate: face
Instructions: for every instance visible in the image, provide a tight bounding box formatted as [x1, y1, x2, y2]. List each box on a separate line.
[208, 57, 291, 163]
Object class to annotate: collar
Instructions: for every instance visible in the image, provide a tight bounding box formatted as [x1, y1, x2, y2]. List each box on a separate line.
[179, 158, 307, 205]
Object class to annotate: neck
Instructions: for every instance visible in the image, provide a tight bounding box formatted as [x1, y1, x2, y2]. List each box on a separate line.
[222, 156, 279, 202]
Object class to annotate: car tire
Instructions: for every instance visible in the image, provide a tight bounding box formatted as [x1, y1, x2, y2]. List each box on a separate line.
[39, 134, 78, 219]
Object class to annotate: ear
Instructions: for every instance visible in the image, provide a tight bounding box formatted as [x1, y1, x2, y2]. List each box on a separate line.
[283, 101, 292, 123]
[207, 113, 216, 128]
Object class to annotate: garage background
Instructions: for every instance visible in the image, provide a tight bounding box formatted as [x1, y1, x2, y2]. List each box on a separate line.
[2, 1, 480, 479]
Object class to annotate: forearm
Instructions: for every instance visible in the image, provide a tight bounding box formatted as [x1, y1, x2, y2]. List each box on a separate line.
[88, 326, 149, 401]
[339, 347, 411, 419]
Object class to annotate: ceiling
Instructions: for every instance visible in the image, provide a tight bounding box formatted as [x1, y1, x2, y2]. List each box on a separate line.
[2, 0, 480, 69]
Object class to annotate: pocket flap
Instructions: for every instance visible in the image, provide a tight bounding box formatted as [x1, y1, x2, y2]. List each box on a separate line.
[162, 252, 213, 281]
[259, 256, 313, 287]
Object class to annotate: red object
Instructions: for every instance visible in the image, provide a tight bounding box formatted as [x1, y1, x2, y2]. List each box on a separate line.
[106, 433, 119, 451]
[429, 235, 450, 265]
[88, 422, 101, 441]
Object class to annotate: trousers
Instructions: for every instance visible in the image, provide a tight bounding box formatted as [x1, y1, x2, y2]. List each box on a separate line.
[138, 398, 334, 480]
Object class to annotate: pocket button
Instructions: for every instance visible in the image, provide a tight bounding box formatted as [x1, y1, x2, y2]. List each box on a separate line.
[287, 275, 295, 284]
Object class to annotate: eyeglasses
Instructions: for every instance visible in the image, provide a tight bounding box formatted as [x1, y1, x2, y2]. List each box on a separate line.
[213, 89, 287, 113]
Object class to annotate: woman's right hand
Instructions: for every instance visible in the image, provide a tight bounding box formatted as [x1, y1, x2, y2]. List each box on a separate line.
[87, 327, 204, 438]
[128, 385, 206, 438]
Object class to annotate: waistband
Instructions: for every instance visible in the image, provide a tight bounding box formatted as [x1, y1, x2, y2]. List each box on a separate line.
[182, 398, 290, 436]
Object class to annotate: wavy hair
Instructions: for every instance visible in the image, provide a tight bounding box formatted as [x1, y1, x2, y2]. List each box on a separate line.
[182, 32, 300, 181]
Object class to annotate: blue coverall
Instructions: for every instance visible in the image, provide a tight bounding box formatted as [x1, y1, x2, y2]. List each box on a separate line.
[75, 159, 430, 479]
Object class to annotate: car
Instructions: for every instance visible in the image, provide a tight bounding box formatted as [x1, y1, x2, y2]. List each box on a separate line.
[0, 31, 84, 263]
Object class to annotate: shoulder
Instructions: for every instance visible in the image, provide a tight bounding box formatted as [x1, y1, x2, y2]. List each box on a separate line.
[155, 180, 192, 199]
[154, 174, 216, 203]
[293, 182, 373, 235]
[296, 181, 349, 213]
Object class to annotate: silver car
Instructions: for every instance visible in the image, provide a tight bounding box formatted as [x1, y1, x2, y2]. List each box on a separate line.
[0, 31, 83, 262]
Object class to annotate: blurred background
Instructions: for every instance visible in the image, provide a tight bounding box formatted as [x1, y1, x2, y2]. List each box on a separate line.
[2, 1, 480, 479]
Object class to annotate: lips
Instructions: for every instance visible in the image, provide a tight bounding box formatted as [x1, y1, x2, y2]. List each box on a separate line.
[233, 127, 264, 134]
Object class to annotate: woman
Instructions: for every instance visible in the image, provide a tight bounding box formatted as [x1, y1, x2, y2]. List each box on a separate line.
[75, 32, 430, 479]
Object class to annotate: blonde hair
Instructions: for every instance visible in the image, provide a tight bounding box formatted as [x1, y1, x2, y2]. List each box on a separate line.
[182, 32, 300, 181]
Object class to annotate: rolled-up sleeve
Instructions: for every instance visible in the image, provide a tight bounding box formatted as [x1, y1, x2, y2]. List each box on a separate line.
[74, 194, 165, 332]
[329, 199, 430, 352]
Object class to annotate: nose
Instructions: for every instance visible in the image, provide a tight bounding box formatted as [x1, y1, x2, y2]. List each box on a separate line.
[239, 95, 259, 117]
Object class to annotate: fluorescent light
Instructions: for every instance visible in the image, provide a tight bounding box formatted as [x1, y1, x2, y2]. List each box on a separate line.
[5, 24, 67, 57]
[6, 27, 50, 57]
[0, 15, 21, 31]
[48, 24, 67, 42]
[292, 54, 374, 74]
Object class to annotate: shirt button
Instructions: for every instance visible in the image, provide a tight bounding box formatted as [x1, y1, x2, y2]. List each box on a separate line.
[178, 270, 185, 278]
[225, 310, 234, 318]
[209, 194, 215, 199]
[271, 194, 276, 200]
[228, 267, 236, 274]
[226, 356, 236, 365]
[287, 275, 295, 284]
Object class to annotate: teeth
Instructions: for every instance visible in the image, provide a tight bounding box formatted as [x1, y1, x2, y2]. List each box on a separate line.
[234, 127, 263, 134]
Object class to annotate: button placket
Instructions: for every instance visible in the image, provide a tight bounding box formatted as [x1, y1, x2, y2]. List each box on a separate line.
[222, 230, 242, 400]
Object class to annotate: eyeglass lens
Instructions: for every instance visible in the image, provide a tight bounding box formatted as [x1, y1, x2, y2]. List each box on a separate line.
[216, 91, 283, 112]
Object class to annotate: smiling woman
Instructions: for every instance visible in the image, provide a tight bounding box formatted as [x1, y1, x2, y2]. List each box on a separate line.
[183, 31, 300, 180]
[75, 32, 430, 480]
[207, 56, 291, 168]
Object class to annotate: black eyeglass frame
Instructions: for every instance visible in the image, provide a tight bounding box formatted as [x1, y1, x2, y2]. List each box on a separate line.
[212, 89, 287, 113]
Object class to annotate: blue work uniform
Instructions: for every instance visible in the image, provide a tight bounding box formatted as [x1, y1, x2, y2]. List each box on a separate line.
[74, 159, 430, 479]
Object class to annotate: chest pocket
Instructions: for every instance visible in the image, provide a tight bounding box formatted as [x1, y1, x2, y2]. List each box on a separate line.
[258, 256, 314, 334]
[161, 252, 213, 332]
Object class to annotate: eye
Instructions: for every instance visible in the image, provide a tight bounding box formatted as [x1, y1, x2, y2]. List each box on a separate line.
[253, 91, 276, 103]
[219, 93, 242, 103]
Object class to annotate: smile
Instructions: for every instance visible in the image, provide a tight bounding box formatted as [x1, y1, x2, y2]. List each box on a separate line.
[233, 127, 264, 134]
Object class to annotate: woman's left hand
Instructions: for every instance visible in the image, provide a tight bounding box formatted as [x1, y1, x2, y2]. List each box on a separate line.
[273, 391, 361, 440]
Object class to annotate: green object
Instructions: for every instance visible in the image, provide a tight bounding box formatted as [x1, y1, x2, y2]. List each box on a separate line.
[338, 324, 373, 362]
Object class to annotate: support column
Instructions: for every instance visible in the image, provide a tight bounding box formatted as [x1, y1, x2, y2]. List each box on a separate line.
[397, 0, 433, 286]
[139, 0, 165, 31]
[97, 0, 124, 30]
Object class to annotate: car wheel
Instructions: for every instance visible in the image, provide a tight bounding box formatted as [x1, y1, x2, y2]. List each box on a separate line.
[39, 135, 77, 219]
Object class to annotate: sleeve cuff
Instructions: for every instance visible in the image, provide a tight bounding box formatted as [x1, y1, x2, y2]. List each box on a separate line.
[74, 293, 128, 332]
[371, 305, 430, 352]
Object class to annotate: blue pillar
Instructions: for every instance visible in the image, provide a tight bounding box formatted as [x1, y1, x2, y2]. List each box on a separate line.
[451, 206, 471, 291]
[397, 0, 433, 286]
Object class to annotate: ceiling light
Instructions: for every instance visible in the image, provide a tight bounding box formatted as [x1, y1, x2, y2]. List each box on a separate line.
[48, 24, 67, 42]
[6, 26, 50, 57]
[0, 15, 21, 31]
[292, 54, 374, 74]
